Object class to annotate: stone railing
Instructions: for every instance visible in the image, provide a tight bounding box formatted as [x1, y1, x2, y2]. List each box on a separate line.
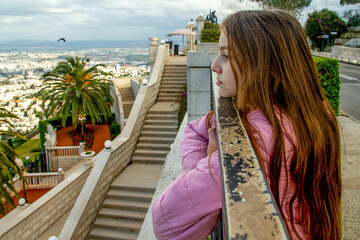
[45, 145, 84, 171]
[58, 43, 169, 240]
[11, 170, 65, 192]
[0, 165, 91, 240]
[211, 71, 289, 239]
[25, 171, 65, 189]
[311, 46, 360, 65]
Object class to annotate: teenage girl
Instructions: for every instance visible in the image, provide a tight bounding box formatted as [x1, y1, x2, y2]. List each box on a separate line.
[152, 10, 341, 240]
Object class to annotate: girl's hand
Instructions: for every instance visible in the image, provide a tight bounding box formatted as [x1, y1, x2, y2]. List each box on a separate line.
[207, 126, 219, 156]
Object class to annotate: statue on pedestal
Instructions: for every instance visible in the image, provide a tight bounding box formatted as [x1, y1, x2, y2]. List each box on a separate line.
[206, 9, 218, 24]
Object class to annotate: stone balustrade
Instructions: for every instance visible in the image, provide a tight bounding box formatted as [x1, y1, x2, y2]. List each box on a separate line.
[11, 170, 65, 193]
[45, 145, 84, 171]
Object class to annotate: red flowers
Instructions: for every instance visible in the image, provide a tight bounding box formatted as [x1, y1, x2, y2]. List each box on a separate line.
[71, 129, 95, 149]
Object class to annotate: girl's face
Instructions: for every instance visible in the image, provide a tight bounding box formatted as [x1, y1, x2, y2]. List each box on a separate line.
[211, 31, 238, 98]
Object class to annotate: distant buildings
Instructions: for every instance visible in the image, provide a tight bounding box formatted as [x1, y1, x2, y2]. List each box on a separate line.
[0, 47, 150, 134]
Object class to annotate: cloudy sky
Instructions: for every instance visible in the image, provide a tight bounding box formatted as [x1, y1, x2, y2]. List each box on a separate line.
[0, 0, 357, 42]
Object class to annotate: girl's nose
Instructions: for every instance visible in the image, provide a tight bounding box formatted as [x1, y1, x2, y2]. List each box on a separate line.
[211, 55, 221, 73]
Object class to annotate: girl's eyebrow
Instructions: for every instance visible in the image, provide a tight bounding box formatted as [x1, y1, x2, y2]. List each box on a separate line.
[219, 46, 227, 51]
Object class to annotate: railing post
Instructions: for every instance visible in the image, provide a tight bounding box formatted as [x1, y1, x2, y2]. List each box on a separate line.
[44, 140, 52, 172]
[57, 168, 65, 184]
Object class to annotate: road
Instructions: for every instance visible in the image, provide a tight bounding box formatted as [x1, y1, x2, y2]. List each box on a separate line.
[339, 62, 360, 121]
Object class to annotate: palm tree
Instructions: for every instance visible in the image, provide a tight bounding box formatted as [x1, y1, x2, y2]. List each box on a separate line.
[41, 56, 114, 135]
[0, 108, 26, 216]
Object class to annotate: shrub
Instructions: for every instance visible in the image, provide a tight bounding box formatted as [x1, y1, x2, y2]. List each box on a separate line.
[12, 136, 27, 148]
[201, 22, 220, 42]
[38, 120, 49, 149]
[314, 57, 340, 115]
[305, 9, 346, 50]
[175, 85, 187, 130]
[109, 122, 121, 139]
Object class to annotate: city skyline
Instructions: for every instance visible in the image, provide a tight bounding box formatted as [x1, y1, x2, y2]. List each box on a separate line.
[1, 0, 356, 42]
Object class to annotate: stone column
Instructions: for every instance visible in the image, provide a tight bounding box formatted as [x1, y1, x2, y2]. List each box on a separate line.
[196, 14, 205, 43]
[187, 51, 213, 122]
[44, 140, 52, 172]
[186, 20, 196, 51]
[149, 37, 160, 69]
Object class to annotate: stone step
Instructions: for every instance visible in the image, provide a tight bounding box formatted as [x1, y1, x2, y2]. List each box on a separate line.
[140, 130, 177, 138]
[162, 74, 187, 78]
[164, 66, 186, 71]
[159, 88, 183, 93]
[165, 64, 186, 67]
[136, 142, 171, 151]
[138, 136, 175, 144]
[110, 184, 156, 193]
[160, 83, 185, 88]
[131, 155, 166, 164]
[133, 149, 170, 158]
[162, 76, 186, 81]
[98, 208, 146, 220]
[144, 119, 177, 125]
[142, 124, 177, 132]
[161, 80, 187, 85]
[93, 218, 142, 232]
[107, 188, 154, 202]
[89, 228, 138, 240]
[157, 97, 177, 102]
[158, 93, 179, 98]
[103, 198, 150, 212]
[145, 114, 177, 120]
[147, 110, 177, 115]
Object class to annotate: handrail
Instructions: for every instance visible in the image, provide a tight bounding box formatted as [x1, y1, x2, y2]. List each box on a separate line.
[211, 71, 290, 239]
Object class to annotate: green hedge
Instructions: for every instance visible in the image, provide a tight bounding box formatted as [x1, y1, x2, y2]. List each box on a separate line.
[201, 22, 220, 42]
[314, 57, 340, 115]
[109, 121, 121, 139]
[38, 120, 49, 149]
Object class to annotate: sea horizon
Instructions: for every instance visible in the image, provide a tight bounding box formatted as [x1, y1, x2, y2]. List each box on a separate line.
[0, 40, 150, 53]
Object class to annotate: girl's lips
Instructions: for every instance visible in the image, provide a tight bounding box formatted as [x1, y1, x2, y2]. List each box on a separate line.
[216, 80, 223, 86]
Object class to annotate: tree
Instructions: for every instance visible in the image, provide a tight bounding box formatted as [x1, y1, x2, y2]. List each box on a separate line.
[238, 0, 312, 18]
[343, 10, 360, 27]
[340, 0, 360, 5]
[0, 108, 26, 216]
[201, 22, 221, 42]
[41, 56, 114, 133]
[305, 9, 346, 50]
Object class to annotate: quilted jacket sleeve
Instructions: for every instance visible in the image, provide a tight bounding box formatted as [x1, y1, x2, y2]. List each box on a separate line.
[152, 151, 222, 240]
[180, 112, 215, 172]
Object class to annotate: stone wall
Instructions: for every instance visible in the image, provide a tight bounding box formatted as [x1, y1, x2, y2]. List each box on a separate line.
[187, 50, 217, 122]
[0, 165, 91, 240]
[58, 44, 169, 240]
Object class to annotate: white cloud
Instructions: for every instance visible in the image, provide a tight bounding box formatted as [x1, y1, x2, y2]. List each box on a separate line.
[0, 0, 358, 41]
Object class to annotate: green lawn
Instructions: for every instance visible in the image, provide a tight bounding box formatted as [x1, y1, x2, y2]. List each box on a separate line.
[15, 138, 42, 161]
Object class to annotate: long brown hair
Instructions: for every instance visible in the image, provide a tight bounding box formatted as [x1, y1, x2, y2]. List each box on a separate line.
[222, 10, 341, 239]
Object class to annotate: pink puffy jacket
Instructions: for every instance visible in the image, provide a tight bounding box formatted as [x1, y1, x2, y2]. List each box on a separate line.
[152, 110, 306, 240]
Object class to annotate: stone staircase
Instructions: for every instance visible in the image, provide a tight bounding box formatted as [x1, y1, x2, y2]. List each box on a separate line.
[158, 64, 187, 102]
[88, 57, 186, 240]
[118, 84, 135, 119]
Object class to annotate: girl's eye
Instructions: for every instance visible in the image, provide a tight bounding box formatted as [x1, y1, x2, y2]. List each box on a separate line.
[222, 54, 228, 61]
